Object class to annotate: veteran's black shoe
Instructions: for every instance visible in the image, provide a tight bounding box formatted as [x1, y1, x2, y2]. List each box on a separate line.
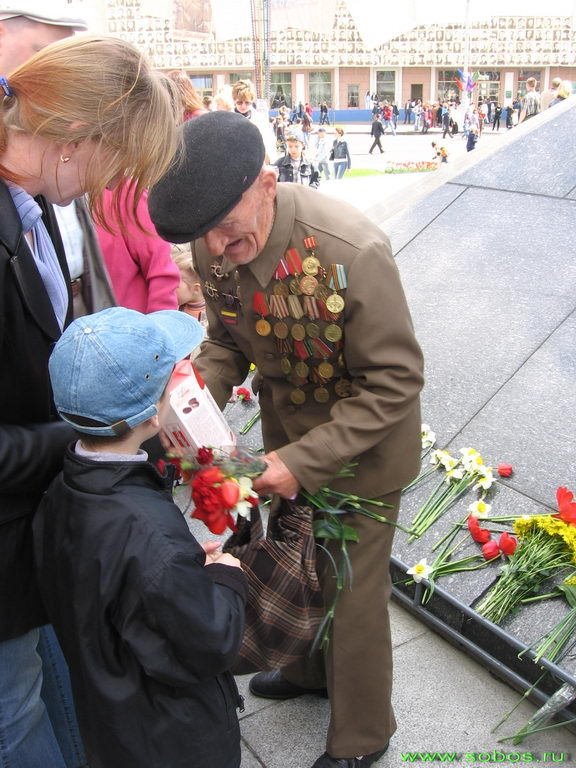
[310, 745, 389, 767]
[248, 669, 328, 700]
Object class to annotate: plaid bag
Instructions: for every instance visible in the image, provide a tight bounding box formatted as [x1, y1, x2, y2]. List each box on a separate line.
[223, 498, 324, 674]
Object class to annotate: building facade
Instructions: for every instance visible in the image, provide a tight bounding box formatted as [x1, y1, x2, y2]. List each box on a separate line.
[79, 0, 576, 109]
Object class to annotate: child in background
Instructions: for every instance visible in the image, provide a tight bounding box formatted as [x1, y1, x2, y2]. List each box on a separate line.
[33, 308, 247, 768]
[440, 146, 448, 163]
[96, 183, 180, 312]
[172, 244, 207, 326]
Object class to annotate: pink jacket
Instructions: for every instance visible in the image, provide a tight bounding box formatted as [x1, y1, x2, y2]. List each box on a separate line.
[96, 185, 179, 313]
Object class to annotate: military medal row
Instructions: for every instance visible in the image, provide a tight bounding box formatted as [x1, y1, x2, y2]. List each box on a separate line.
[255, 317, 342, 343]
[288, 376, 353, 405]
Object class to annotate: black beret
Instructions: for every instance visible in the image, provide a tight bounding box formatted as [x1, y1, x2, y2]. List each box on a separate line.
[149, 111, 265, 243]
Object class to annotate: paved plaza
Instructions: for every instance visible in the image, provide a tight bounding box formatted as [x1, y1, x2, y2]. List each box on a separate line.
[187, 100, 576, 767]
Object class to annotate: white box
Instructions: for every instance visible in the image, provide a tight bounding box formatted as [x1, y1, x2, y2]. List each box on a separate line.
[162, 362, 235, 453]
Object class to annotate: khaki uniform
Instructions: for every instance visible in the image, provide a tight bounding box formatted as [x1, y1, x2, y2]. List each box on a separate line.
[192, 183, 424, 757]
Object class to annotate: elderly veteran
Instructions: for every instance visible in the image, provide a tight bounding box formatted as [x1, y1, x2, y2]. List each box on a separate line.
[149, 111, 424, 768]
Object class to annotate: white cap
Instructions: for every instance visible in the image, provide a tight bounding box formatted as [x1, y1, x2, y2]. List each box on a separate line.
[0, 2, 87, 30]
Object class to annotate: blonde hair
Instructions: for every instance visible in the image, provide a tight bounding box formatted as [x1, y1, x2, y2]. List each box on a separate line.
[0, 35, 180, 226]
[231, 79, 255, 104]
[167, 70, 204, 118]
[214, 85, 234, 111]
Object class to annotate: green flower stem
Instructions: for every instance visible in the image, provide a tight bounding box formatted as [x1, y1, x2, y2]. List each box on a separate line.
[408, 474, 477, 541]
[318, 488, 393, 509]
[431, 516, 467, 553]
[476, 531, 573, 624]
[402, 465, 438, 493]
[239, 409, 261, 435]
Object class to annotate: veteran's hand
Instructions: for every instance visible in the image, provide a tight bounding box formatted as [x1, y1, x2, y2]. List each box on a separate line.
[252, 451, 300, 499]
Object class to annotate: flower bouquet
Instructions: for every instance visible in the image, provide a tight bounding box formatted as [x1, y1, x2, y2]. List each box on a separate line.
[475, 487, 576, 625]
[169, 447, 266, 535]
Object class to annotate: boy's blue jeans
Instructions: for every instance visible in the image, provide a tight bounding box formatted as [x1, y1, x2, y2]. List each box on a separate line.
[0, 627, 86, 768]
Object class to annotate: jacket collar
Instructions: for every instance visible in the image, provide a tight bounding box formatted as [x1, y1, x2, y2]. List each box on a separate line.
[0, 181, 71, 339]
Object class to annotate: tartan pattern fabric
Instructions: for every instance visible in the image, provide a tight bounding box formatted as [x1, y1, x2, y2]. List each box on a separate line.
[223, 499, 324, 673]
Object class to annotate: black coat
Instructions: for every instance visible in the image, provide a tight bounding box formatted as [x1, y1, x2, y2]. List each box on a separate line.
[0, 180, 75, 640]
[33, 449, 248, 768]
[274, 154, 320, 187]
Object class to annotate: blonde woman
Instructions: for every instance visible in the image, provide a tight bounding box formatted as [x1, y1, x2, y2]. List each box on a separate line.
[0, 34, 179, 767]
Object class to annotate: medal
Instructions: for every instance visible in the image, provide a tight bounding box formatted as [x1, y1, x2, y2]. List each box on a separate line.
[280, 357, 292, 375]
[306, 322, 320, 339]
[324, 323, 342, 342]
[289, 278, 302, 295]
[326, 293, 345, 313]
[314, 284, 331, 302]
[335, 379, 352, 398]
[294, 361, 309, 379]
[300, 275, 318, 295]
[273, 282, 290, 297]
[273, 321, 289, 339]
[290, 388, 306, 405]
[302, 256, 321, 276]
[318, 361, 334, 379]
[291, 323, 306, 341]
[256, 318, 271, 336]
[313, 387, 330, 403]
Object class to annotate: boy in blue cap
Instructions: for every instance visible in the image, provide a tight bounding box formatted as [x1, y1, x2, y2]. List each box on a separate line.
[33, 307, 248, 768]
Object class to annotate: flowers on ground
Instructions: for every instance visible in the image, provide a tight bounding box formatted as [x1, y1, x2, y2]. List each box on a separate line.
[475, 489, 576, 625]
[497, 463, 514, 478]
[408, 447, 494, 541]
[384, 161, 437, 174]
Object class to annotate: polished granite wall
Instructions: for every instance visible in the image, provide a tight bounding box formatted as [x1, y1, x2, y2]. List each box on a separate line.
[386, 100, 576, 658]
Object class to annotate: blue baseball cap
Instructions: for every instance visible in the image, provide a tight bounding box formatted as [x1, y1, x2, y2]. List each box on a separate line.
[49, 307, 205, 437]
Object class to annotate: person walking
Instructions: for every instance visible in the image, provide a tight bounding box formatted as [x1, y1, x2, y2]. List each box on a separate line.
[368, 114, 385, 154]
[149, 110, 424, 768]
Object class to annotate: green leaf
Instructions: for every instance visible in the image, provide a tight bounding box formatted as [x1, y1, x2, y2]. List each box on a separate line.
[340, 524, 360, 542]
[558, 582, 576, 609]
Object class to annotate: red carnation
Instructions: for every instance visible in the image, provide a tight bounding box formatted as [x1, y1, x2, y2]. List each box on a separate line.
[498, 531, 518, 556]
[236, 387, 252, 402]
[482, 540, 500, 560]
[196, 447, 214, 465]
[497, 463, 514, 478]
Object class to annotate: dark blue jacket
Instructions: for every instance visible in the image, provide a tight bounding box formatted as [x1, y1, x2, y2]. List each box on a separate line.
[33, 448, 247, 768]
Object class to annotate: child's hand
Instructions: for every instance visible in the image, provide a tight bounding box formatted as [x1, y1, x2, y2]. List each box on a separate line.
[201, 541, 243, 569]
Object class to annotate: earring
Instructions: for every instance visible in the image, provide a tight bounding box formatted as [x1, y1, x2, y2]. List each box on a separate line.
[60, 155, 71, 163]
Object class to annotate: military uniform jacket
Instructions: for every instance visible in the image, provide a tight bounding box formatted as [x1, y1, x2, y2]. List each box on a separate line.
[192, 183, 424, 498]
